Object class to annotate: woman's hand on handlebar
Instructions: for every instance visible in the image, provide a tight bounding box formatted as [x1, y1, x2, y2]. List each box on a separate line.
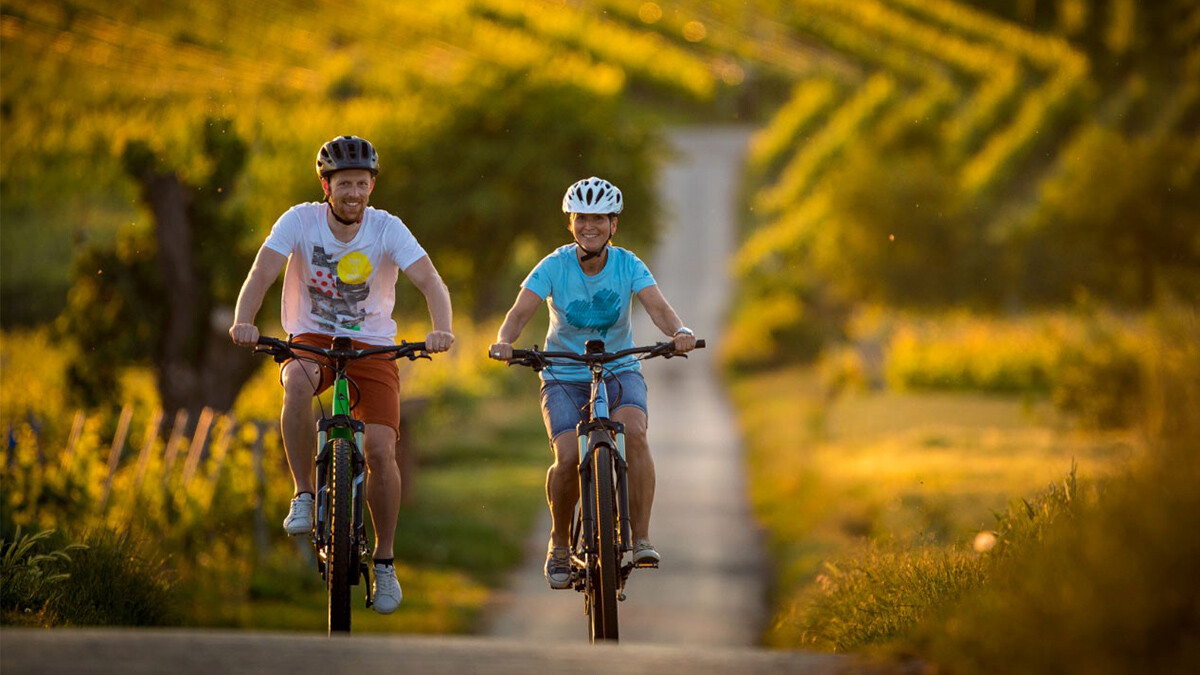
[672, 332, 698, 354]
[425, 330, 455, 353]
[229, 323, 260, 348]
[488, 342, 514, 361]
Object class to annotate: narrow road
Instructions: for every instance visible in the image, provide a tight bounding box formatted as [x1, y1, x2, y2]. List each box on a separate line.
[483, 126, 768, 646]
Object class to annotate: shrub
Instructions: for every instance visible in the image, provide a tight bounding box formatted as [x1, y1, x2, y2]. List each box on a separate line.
[47, 528, 178, 626]
[0, 527, 84, 624]
[1, 526, 177, 627]
[919, 443, 1200, 675]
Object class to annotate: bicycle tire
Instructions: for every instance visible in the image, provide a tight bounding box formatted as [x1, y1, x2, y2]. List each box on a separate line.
[587, 442, 620, 642]
[327, 438, 354, 634]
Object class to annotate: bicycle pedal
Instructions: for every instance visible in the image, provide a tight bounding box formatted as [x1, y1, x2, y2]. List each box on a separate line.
[633, 560, 659, 569]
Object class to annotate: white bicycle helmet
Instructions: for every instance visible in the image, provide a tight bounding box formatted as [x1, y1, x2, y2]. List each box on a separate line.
[562, 176, 623, 215]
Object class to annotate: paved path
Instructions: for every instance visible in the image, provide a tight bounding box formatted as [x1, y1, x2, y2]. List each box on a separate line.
[483, 126, 769, 646]
[1, 628, 886, 675]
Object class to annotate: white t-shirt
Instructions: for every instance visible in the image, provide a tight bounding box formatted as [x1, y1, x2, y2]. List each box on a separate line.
[262, 202, 427, 345]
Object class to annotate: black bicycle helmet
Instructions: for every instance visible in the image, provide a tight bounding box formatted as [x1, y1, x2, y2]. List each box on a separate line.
[316, 135, 379, 178]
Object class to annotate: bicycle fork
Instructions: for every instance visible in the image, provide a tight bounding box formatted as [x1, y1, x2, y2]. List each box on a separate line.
[314, 421, 372, 604]
[575, 422, 634, 595]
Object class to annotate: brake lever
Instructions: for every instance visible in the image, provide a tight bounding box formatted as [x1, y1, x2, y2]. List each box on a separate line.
[508, 357, 545, 373]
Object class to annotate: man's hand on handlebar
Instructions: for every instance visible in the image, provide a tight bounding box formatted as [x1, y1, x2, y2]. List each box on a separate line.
[229, 323, 260, 348]
[425, 330, 455, 353]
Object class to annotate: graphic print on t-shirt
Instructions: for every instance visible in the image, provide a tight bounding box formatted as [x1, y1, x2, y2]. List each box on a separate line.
[308, 246, 370, 332]
[564, 289, 620, 337]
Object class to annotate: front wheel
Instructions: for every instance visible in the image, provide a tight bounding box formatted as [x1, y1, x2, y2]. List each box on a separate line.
[587, 443, 620, 643]
[327, 439, 354, 634]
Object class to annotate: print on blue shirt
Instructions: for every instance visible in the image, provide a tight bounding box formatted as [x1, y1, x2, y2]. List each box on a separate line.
[564, 289, 621, 337]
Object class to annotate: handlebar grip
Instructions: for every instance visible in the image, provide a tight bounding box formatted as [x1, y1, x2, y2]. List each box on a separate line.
[696, 339, 706, 349]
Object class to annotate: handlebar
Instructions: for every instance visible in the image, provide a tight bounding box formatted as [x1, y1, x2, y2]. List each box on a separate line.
[254, 336, 431, 364]
[504, 339, 705, 372]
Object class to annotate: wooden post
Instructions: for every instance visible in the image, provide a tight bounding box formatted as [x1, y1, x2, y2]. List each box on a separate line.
[182, 407, 215, 488]
[132, 409, 163, 492]
[99, 405, 134, 510]
[251, 421, 269, 556]
[161, 409, 189, 484]
[60, 410, 86, 472]
[200, 415, 236, 510]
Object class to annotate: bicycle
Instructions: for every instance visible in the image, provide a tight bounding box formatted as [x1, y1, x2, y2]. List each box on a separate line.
[505, 337, 705, 643]
[254, 335, 430, 635]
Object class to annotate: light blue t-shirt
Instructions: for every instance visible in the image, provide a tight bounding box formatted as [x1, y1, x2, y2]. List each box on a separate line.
[522, 244, 657, 382]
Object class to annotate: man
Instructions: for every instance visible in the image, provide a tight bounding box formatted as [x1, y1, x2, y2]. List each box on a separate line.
[488, 176, 697, 589]
[229, 135, 454, 613]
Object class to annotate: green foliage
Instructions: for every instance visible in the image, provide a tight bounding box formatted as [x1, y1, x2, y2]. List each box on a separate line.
[815, 147, 992, 307]
[787, 545, 987, 652]
[0, 527, 84, 623]
[919, 444, 1200, 674]
[1025, 125, 1200, 305]
[882, 313, 1062, 394]
[1050, 316, 1143, 429]
[1, 526, 177, 627]
[727, 0, 1200, 367]
[375, 66, 662, 318]
[45, 528, 178, 626]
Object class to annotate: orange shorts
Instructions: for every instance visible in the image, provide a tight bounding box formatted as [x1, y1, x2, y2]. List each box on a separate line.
[285, 333, 401, 434]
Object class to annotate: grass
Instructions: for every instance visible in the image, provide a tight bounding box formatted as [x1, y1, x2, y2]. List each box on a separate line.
[728, 365, 1138, 647]
[1, 527, 177, 627]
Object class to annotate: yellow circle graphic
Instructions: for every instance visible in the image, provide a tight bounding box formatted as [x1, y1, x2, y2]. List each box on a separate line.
[336, 253, 373, 285]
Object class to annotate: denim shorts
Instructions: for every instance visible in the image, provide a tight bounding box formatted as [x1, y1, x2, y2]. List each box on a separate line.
[539, 370, 648, 439]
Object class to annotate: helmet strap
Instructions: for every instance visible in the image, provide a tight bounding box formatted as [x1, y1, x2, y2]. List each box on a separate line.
[575, 233, 611, 262]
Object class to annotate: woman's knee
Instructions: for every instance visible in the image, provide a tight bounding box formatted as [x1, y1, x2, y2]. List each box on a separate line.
[551, 433, 580, 470]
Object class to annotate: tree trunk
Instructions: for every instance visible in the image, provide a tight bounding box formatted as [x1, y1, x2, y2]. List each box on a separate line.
[131, 167, 258, 421]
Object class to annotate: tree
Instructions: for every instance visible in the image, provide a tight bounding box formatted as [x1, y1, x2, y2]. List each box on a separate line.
[373, 67, 662, 319]
[58, 118, 260, 419]
[1027, 125, 1200, 305]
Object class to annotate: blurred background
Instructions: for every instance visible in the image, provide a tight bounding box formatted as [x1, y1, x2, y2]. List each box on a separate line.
[2, 1, 1198, 671]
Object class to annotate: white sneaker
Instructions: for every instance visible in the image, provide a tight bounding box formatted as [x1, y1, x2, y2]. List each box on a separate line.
[632, 539, 661, 565]
[372, 563, 403, 614]
[283, 493, 314, 535]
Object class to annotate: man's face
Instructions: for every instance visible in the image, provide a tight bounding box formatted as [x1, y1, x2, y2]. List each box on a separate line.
[570, 212, 616, 251]
[325, 169, 375, 223]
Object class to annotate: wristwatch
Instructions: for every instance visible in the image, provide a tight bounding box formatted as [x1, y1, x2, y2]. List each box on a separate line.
[673, 326, 694, 337]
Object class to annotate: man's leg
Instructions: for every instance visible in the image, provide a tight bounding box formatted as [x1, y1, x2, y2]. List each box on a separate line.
[280, 359, 321, 494]
[547, 431, 581, 548]
[363, 423, 401, 558]
[613, 406, 653, 541]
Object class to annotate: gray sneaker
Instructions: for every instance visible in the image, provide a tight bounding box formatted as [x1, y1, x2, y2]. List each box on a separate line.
[632, 539, 660, 565]
[282, 493, 314, 535]
[544, 545, 571, 589]
[372, 563, 403, 614]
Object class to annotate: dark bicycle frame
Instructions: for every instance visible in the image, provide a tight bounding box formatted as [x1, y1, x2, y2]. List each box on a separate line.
[255, 335, 429, 634]
[507, 337, 705, 642]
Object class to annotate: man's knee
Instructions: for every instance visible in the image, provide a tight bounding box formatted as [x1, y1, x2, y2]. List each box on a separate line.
[363, 426, 399, 469]
[281, 363, 319, 400]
